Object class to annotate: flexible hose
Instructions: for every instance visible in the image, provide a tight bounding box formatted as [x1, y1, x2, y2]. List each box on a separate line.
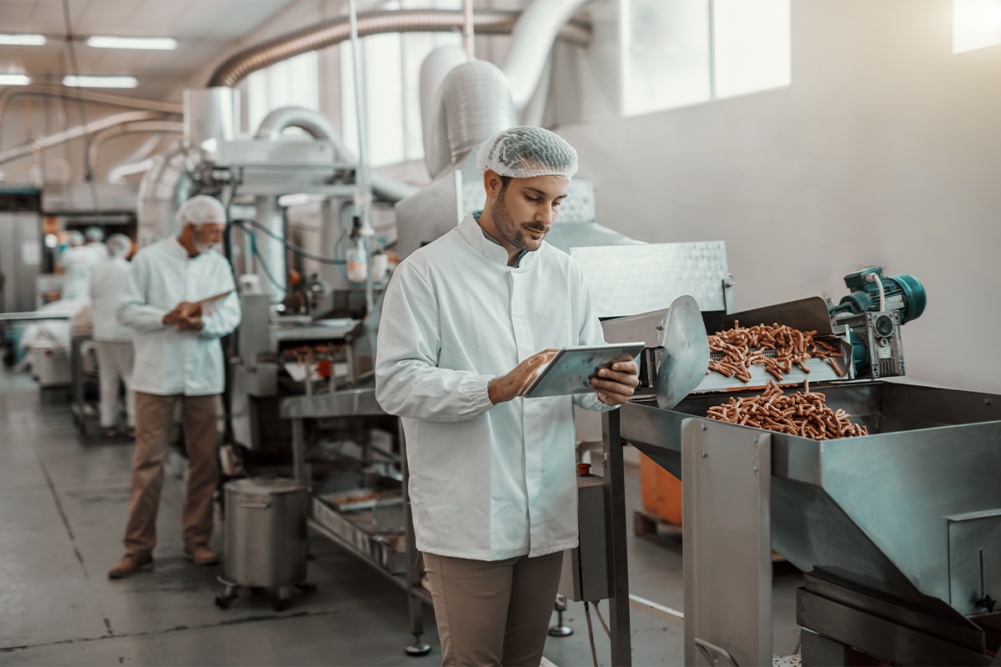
[593, 600, 611, 639]
[583, 601, 599, 667]
[207, 9, 590, 88]
[867, 273, 885, 312]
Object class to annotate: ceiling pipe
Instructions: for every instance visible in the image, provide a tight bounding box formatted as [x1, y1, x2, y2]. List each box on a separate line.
[0, 110, 173, 166]
[105, 133, 168, 184]
[207, 8, 590, 88]
[503, 0, 596, 110]
[87, 120, 183, 171]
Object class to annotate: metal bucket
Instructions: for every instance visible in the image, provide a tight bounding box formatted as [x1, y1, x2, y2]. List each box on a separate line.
[223, 477, 307, 588]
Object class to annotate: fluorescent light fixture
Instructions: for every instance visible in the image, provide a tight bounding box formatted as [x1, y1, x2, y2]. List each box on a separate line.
[0, 34, 46, 46]
[0, 73, 31, 86]
[63, 75, 138, 88]
[86, 36, 177, 50]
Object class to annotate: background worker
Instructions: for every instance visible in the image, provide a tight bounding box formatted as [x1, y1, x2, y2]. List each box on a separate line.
[85, 226, 109, 261]
[90, 234, 136, 437]
[108, 195, 241, 579]
[376, 127, 640, 667]
[59, 229, 101, 301]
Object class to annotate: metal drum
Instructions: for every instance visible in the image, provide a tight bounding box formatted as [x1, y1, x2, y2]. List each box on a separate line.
[223, 477, 307, 588]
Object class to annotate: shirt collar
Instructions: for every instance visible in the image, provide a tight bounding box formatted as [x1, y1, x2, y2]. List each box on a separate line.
[168, 235, 190, 258]
[459, 210, 534, 269]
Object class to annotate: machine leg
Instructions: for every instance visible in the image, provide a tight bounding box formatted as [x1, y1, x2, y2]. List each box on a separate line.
[215, 583, 239, 609]
[548, 595, 574, 637]
[400, 419, 432, 658]
[800, 628, 851, 666]
[273, 585, 292, 611]
[291, 418, 307, 489]
[602, 410, 632, 667]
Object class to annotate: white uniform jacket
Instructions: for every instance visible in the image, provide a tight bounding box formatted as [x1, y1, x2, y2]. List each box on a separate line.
[90, 257, 133, 342]
[375, 213, 613, 561]
[117, 236, 241, 396]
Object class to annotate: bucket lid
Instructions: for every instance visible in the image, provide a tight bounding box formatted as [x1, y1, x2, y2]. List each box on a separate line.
[227, 476, 304, 495]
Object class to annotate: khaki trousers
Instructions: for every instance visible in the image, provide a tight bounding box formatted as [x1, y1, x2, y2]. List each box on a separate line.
[422, 551, 564, 667]
[124, 392, 219, 557]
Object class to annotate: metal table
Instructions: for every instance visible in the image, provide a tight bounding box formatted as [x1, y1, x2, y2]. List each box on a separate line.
[281, 387, 433, 655]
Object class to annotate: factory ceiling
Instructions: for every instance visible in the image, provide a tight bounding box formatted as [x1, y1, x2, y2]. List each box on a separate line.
[0, 0, 300, 99]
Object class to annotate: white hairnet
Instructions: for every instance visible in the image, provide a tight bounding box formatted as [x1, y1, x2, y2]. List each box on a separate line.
[107, 233, 132, 258]
[475, 126, 578, 180]
[176, 195, 226, 227]
[68, 230, 85, 246]
[85, 226, 104, 242]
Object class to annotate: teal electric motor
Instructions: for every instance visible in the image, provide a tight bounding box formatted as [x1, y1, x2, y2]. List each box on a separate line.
[828, 267, 927, 377]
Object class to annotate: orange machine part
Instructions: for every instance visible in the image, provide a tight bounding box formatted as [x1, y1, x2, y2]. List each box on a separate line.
[639, 453, 683, 526]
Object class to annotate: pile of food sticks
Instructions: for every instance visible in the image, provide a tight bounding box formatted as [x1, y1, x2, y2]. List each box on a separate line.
[708, 322, 844, 382]
[706, 380, 869, 439]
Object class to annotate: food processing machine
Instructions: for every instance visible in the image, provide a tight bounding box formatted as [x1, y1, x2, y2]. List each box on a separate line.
[566, 247, 1001, 665]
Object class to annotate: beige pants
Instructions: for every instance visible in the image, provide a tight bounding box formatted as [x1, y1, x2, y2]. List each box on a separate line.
[94, 340, 135, 428]
[422, 551, 564, 667]
[124, 392, 219, 557]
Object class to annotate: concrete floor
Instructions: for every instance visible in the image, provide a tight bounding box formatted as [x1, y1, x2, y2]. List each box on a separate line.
[0, 366, 803, 666]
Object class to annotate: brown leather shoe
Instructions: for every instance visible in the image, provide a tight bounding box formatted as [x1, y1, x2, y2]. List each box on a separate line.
[184, 544, 219, 565]
[108, 553, 153, 579]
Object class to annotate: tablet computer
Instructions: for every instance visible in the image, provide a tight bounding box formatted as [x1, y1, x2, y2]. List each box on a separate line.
[523, 342, 646, 399]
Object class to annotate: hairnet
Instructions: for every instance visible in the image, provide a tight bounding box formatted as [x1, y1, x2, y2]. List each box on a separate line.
[475, 126, 578, 180]
[85, 226, 104, 242]
[107, 233, 132, 258]
[176, 195, 226, 227]
[68, 230, 85, 246]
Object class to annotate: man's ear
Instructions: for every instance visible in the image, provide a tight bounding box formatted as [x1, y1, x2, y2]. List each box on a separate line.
[483, 169, 504, 199]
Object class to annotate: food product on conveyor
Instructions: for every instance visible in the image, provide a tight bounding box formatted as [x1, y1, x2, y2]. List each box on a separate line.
[706, 380, 868, 439]
[707, 322, 843, 383]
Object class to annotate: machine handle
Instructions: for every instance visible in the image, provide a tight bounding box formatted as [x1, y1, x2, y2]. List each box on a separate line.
[240, 502, 272, 509]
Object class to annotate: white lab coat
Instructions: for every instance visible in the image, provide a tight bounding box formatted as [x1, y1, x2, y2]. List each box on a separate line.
[117, 236, 241, 396]
[91, 257, 133, 342]
[60, 245, 102, 301]
[376, 213, 612, 561]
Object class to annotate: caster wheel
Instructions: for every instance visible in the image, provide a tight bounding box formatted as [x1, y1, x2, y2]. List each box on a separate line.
[405, 643, 431, 657]
[215, 596, 231, 609]
[296, 582, 317, 595]
[273, 599, 291, 612]
[548, 625, 573, 637]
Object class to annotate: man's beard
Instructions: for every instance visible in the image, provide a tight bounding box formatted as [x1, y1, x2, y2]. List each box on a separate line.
[195, 240, 220, 255]
[492, 187, 548, 252]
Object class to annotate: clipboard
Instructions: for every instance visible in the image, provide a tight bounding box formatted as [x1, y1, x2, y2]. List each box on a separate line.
[523, 342, 645, 399]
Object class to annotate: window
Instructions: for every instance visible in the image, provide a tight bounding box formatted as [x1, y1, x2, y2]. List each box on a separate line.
[953, 0, 1001, 53]
[620, 0, 790, 117]
[341, 0, 461, 167]
[247, 51, 320, 135]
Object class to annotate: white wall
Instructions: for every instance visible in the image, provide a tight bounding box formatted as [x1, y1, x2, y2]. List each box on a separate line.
[555, 0, 1001, 393]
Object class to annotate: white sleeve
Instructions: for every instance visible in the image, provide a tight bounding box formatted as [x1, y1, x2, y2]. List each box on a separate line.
[572, 268, 617, 413]
[116, 254, 170, 332]
[200, 263, 241, 338]
[375, 263, 494, 422]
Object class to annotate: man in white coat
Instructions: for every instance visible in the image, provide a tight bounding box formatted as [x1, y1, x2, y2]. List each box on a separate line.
[376, 127, 639, 667]
[108, 195, 241, 579]
[90, 234, 136, 436]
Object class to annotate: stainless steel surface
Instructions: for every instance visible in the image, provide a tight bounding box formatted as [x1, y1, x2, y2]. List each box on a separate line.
[602, 410, 632, 667]
[720, 296, 835, 336]
[947, 510, 1001, 616]
[280, 388, 385, 419]
[800, 628, 852, 667]
[0, 312, 71, 322]
[558, 475, 609, 603]
[183, 87, 240, 149]
[619, 381, 1001, 627]
[309, 497, 407, 575]
[206, 9, 590, 88]
[524, 343, 644, 399]
[682, 419, 772, 667]
[571, 242, 732, 318]
[655, 295, 710, 410]
[222, 477, 307, 588]
[0, 209, 41, 313]
[254, 196, 286, 303]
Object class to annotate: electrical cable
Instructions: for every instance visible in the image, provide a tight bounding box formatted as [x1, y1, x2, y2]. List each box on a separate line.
[233, 218, 346, 265]
[583, 601, 599, 667]
[60, 0, 104, 230]
[593, 600, 611, 639]
[245, 228, 288, 295]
